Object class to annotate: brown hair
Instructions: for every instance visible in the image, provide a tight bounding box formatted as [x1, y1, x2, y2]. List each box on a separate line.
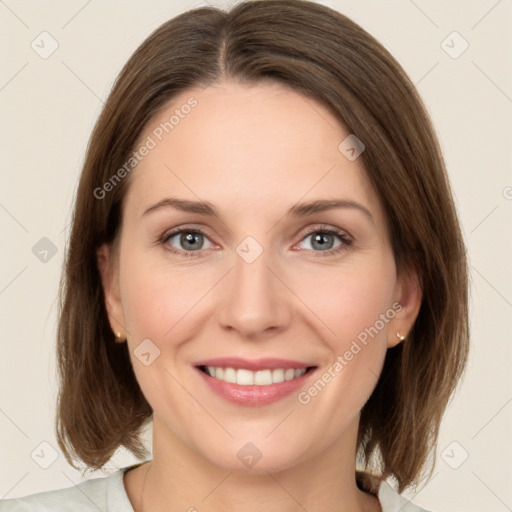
[56, 0, 469, 492]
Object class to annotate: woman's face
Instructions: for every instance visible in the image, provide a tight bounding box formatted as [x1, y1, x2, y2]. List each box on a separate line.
[100, 79, 420, 472]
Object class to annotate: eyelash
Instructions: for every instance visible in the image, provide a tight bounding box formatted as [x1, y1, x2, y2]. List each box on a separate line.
[159, 224, 353, 259]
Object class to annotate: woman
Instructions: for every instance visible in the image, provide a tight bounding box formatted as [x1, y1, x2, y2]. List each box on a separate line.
[0, 0, 468, 510]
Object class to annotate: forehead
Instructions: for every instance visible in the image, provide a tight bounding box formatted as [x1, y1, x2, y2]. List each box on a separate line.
[125, 80, 381, 223]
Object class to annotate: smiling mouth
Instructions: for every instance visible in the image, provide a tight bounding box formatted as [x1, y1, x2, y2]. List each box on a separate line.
[197, 365, 316, 386]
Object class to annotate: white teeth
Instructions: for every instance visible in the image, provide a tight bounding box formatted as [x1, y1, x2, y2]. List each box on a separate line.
[223, 367, 237, 383]
[272, 368, 284, 383]
[294, 368, 306, 378]
[203, 366, 308, 385]
[236, 369, 254, 385]
[284, 368, 295, 381]
[254, 370, 272, 385]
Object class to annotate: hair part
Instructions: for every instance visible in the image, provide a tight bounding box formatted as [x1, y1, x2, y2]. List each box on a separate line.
[56, 0, 469, 492]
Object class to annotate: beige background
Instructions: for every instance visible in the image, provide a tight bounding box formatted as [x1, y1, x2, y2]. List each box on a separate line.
[1, 0, 511, 510]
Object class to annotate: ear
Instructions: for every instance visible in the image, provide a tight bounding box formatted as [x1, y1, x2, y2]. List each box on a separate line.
[97, 243, 126, 342]
[387, 265, 422, 348]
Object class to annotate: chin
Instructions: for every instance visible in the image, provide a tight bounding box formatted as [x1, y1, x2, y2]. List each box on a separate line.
[191, 433, 313, 474]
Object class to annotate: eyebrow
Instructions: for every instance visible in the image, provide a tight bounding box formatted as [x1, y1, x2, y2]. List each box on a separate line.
[142, 197, 374, 223]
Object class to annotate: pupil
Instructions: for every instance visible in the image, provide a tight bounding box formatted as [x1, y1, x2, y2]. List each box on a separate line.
[182, 232, 202, 250]
[313, 233, 333, 250]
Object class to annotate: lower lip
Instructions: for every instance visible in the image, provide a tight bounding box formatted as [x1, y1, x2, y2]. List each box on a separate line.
[195, 367, 316, 407]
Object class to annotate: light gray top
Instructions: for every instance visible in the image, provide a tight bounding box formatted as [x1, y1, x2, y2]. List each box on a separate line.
[0, 464, 431, 511]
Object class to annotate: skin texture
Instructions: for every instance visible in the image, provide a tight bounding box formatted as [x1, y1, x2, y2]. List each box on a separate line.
[97, 80, 422, 512]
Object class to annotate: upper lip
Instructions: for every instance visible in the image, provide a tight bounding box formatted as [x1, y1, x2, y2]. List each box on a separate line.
[194, 357, 316, 371]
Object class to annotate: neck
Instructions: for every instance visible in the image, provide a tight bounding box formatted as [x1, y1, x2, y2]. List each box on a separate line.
[130, 416, 380, 512]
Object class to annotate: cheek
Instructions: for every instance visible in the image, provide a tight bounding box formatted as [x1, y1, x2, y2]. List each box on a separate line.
[117, 245, 224, 400]
[296, 257, 396, 349]
[117, 252, 206, 414]
[119, 244, 213, 341]
[292, 255, 396, 404]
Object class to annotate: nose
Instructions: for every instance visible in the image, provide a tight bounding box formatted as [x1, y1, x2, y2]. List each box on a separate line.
[216, 245, 292, 339]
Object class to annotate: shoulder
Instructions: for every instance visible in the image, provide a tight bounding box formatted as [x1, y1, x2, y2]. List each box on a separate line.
[378, 480, 432, 512]
[357, 471, 432, 512]
[0, 466, 135, 512]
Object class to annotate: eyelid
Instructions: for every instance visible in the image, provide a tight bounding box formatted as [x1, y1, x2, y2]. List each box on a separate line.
[297, 223, 351, 240]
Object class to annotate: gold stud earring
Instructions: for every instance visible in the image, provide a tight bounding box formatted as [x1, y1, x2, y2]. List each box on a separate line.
[115, 331, 125, 341]
[396, 331, 406, 342]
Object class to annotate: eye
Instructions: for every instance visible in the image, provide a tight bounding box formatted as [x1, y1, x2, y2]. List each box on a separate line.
[161, 228, 214, 257]
[159, 224, 352, 259]
[296, 225, 352, 256]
